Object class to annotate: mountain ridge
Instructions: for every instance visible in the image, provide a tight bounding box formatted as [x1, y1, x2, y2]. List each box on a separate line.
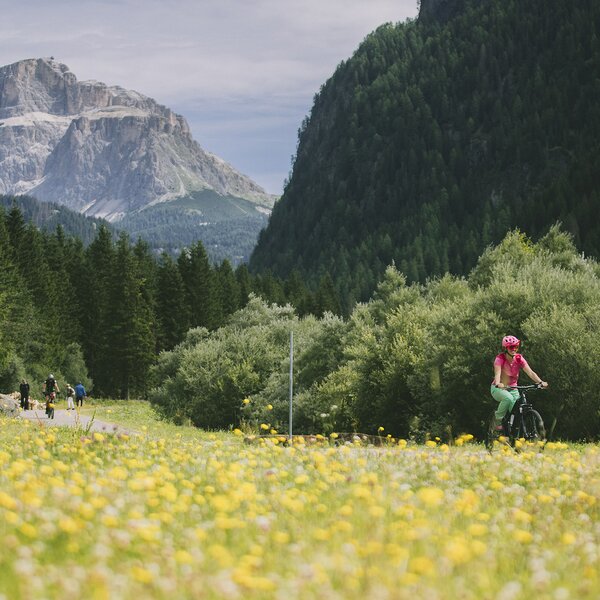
[250, 0, 600, 309]
[0, 57, 275, 221]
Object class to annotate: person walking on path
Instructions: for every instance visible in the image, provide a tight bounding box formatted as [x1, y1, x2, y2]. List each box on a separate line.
[19, 379, 30, 410]
[65, 383, 75, 410]
[74, 382, 87, 407]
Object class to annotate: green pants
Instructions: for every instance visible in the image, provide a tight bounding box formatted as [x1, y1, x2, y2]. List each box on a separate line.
[490, 384, 520, 423]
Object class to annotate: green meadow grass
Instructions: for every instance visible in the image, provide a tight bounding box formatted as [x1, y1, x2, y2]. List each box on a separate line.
[1, 414, 598, 599]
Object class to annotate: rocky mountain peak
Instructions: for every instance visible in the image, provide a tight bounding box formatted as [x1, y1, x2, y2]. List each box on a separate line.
[0, 58, 274, 221]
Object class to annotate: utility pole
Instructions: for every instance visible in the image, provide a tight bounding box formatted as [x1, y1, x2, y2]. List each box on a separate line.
[289, 330, 293, 443]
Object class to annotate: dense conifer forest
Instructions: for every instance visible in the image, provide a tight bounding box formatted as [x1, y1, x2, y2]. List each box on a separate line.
[0, 205, 338, 399]
[0, 195, 109, 246]
[250, 0, 600, 311]
[117, 190, 270, 265]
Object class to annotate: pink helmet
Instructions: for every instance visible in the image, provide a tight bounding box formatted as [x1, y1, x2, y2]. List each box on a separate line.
[502, 335, 520, 348]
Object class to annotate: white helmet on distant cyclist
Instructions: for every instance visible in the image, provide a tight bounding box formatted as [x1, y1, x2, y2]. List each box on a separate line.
[49, 374, 54, 379]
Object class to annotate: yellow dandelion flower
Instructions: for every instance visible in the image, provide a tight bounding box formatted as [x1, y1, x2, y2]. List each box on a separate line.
[0, 491, 18, 511]
[417, 487, 444, 506]
[512, 509, 532, 523]
[369, 505, 385, 517]
[19, 523, 37, 539]
[409, 556, 435, 576]
[470, 540, 487, 556]
[444, 538, 472, 565]
[108, 466, 128, 480]
[513, 529, 533, 544]
[467, 523, 488, 536]
[208, 544, 233, 567]
[5, 511, 18, 524]
[130, 566, 154, 584]
[175, 550, 194, 564]
[58, 517, 81, 534]
[273, 531, 290, 544]
[313, 528, 330, 541]
[562, 532, 577, 545]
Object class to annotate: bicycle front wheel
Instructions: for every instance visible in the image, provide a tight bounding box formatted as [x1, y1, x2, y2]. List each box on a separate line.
[521, 409, 545, 442]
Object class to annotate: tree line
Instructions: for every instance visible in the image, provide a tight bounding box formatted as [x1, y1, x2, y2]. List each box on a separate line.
[0, 204, 341, 398]
[153, 226, 600, 440]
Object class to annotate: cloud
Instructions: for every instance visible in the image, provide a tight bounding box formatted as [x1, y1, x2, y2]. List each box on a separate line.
[1, 0, 418, 193]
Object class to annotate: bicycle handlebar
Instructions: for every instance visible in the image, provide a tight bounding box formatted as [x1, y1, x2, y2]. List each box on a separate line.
[506, 383, 545, 390]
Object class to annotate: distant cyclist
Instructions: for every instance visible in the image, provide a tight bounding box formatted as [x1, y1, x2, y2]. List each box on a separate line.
[491, 336, 548, 430]
[43, 374, 60, 417]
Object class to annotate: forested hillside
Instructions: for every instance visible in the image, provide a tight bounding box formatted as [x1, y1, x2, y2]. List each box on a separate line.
[1, 192, 269, 265]
[250, 0, 600, 310]
[0, 195, 110, 245]
[117, 190, 270, 265]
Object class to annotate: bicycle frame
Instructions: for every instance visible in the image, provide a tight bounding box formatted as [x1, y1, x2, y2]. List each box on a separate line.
[486, 383, 545, 450]
[504, 383, 545, 442]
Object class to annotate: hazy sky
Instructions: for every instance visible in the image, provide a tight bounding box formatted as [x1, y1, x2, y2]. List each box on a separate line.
[1, 0, 418, 194]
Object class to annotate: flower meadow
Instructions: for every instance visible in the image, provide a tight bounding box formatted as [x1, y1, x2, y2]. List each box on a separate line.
[0, 419, 599, 600]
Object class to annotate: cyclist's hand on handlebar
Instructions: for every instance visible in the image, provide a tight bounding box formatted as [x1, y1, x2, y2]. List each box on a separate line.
[494, 382, 505, 389]
[539, 381, 548, 388]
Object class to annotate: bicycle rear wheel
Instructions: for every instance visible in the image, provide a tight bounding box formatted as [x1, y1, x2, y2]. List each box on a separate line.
[485, 413, 499, 451]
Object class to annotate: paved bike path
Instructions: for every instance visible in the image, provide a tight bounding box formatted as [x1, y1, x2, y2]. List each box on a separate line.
[19, 408, 134, 435]
[2, 394, 133, 435]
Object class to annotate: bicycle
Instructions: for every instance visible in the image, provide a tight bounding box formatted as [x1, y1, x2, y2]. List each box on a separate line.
[45, 392, 56, 419]
[485, 383, 546, 451]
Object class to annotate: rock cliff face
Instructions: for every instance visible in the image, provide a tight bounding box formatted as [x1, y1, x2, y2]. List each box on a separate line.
[0, 58, 273, 221]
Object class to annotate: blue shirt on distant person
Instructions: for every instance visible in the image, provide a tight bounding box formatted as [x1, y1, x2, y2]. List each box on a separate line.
[74, 383, 86, 403]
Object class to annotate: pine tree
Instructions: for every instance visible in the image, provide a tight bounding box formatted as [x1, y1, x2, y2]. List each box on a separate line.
[156, 253, 190, 351]
[235, 263, 252, 305]
[82, 225, 115, 393]
[216, 259, 241, 320]
[106, 233, 155, 398]
[178, 241, 219, 330]
[315, 274, 342, 316]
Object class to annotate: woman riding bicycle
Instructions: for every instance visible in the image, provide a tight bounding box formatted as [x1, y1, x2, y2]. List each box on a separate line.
[491, 336, 548, 430]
